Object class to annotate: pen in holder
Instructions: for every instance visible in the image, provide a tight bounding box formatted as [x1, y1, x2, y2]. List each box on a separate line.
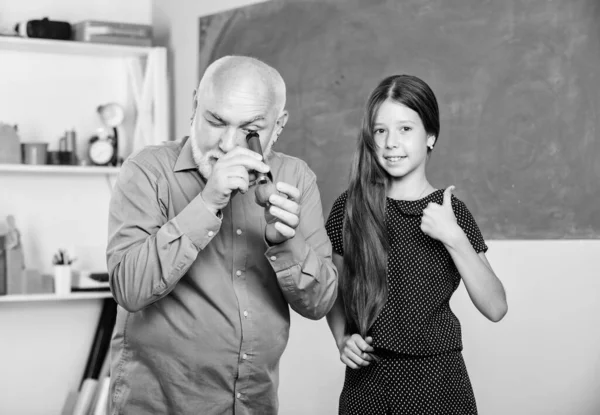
[52, 248, 75, 295]
[246, 131, 276, 207]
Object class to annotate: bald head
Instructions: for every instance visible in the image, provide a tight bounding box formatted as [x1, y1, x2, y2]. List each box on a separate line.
[189, 56, 290, 178]
[196, 55, 286, 116]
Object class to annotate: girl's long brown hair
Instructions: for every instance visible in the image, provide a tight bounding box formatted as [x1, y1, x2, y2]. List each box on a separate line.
[341, 74, 440, 337]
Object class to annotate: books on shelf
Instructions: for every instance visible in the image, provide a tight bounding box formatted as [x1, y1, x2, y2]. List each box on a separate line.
[62, 298, 116, 415]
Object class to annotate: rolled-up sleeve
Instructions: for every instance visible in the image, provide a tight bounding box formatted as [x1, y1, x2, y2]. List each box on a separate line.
[106, 158, 221, 312]
[265, 173, 338, 320]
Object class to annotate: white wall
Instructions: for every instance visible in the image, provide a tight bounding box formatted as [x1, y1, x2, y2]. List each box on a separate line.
[453, 241, 600, 415]
[153, 2, 600, 415]
[152, 0, 268, 141]
[279, 241, 600, 415]
[0, 1, 151, 414]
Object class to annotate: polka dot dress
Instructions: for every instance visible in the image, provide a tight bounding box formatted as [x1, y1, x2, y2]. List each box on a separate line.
[326, 189, 487, 415]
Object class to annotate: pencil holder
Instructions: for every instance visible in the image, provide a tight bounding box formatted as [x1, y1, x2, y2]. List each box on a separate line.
[53, 265, 72, 295]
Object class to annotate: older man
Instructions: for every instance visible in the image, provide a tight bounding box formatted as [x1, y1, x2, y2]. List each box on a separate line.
[106, 56, 338, 414]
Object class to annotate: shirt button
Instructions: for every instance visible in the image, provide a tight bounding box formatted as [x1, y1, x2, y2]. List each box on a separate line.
[242, 353, 248, 360]
[243, 310, 248, 317]
[208, 231, 214, 237]
[236, 229, 242, 235]
[270, 256, 277, 261]
[236, 392, 241, 399]
[236, 270, 242, 277]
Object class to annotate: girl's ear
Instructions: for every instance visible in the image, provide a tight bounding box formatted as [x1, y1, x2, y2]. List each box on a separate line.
[427, 135, 436, 150]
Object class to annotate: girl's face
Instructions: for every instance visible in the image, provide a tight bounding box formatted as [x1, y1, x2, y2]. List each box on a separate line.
[373, 99, 435, 180]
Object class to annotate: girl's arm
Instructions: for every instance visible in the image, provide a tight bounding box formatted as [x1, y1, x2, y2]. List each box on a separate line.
[326, 253, 376, 368]
[326, 254, 350, 349]
[421, 186, 508, 322]
[444, 236, 507, 322]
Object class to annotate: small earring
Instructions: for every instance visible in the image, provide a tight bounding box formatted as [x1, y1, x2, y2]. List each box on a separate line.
[428, 144, 434, 150]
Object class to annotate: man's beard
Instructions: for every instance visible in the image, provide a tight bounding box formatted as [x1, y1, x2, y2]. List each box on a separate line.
[189, 132, 275, 179]
[189, 136, 222, 179]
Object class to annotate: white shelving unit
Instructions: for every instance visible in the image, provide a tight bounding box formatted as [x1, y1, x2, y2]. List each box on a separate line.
[0, 292, 113, 303]
[0, 12, 157, 415]
[0, 36, 167, 298]
[0, 164, 120, 175]
[0, 35, 152, 58]
[0, 35, 169, 156]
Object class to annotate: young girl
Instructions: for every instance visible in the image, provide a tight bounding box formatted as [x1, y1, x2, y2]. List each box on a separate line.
[325, 74, 507, 415]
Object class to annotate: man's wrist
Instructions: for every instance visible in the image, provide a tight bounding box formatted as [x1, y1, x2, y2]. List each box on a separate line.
[200, 192, 221, 218]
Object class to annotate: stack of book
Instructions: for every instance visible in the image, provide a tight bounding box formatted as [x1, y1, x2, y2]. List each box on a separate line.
[61, 298, 117, 415]
[72, 20, 152, 47]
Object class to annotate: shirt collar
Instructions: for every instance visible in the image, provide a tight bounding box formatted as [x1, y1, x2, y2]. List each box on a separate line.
[387, 189, 445, 216]
[174, 136, 198, 173]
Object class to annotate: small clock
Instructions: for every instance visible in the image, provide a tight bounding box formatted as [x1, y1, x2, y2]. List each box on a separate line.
[88, 129, 116, 166]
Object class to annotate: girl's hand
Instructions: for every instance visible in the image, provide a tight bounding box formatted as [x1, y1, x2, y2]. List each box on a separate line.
[338, 334, 376, 369]
[421, 186, 462, 245]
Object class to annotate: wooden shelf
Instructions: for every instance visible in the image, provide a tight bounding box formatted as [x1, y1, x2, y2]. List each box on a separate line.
[0, 292, 113, 303]
[0, 35, 154, 58]
[0, 164, 120, 175]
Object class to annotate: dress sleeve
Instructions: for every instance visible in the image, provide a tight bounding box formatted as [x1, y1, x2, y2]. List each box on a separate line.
[325, 192, 347, 256]
[452, 198, 488, 253]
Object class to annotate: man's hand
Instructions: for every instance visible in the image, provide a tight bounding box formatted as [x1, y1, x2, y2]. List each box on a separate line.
[420, 185, 462, 244]
[202, 147, 270, 214]
[264, 182, 300, 245]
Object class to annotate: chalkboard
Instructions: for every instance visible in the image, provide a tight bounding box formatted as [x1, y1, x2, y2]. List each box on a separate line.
[198, 0, 600, 239]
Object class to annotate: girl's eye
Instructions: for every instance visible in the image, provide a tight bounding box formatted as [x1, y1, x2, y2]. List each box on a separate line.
[374, 128, 385, 135]
[401, 126, 412, 132]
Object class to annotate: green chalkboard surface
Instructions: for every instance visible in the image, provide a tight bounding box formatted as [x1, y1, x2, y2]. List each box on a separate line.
[198, 0, 600, 239]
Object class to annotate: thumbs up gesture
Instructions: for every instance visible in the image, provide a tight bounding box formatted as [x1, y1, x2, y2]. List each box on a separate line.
[420, 186, 461, 244]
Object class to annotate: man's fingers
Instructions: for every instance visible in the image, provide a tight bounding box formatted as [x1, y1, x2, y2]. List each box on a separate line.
[273, 222, 296, 238]
[269, 205, 299, 228]
[228, 177, 249, 194]
[220, 154, 270, 174]
[268, 194, 299, 215]
[275, 182, 300, 201]
[221, 146, 263, 160]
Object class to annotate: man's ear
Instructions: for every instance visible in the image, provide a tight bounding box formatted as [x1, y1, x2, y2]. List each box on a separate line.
[190, 89, 198, 125]
[276, 110, 289, 136]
